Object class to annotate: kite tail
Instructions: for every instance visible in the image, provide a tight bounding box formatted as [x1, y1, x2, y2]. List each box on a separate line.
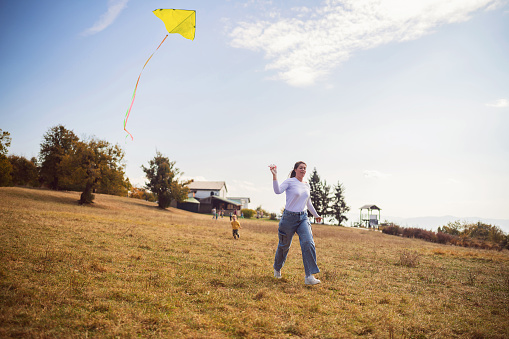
[124, 34, 168, 140]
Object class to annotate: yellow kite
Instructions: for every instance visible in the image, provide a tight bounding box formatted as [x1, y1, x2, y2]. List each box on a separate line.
[124, 9, 196, 140]
[153, 9, 196, 40]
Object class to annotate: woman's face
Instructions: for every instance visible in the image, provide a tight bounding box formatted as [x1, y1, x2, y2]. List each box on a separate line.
[294, 163, 307, 181]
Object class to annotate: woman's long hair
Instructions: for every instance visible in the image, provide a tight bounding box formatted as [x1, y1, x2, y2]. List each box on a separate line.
[290, 161, 306, 178]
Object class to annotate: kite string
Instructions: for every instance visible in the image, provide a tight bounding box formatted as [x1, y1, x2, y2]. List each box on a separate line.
[124, 34, 168, 140]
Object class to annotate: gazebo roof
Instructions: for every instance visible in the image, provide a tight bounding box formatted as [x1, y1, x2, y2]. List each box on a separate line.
[359, 204, 381, 210]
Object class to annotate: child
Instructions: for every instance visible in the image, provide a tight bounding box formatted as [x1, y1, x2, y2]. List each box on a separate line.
[231, 215, 241, 239]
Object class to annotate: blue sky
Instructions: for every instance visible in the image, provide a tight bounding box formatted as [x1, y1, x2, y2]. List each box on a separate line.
[1, 0, 508, 224]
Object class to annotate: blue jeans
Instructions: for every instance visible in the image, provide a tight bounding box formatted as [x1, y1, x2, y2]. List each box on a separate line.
[273, 210, 320, 277]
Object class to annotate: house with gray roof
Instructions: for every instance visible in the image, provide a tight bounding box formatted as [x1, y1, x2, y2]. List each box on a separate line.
[187, 181, 227, 199]
[183, 181, 243, 214]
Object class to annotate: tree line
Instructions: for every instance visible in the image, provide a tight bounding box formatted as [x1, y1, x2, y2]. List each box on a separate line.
[382, 220, 509, 250]
[308, 168, 350, 226]
[1, 126, 350, 217]
[0, 126, 190, 208]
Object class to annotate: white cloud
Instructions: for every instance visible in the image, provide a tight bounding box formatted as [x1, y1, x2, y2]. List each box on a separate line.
[485, 98, 509, 108]
[82, 0, 128, 36]
[363, 170, 390, 179]
[229, 0, 502, 86]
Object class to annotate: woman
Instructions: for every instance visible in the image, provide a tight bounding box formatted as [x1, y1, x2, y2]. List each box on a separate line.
[269, 161, 322, 285]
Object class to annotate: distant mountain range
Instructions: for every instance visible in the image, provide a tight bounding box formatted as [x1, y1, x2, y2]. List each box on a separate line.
[382, 215, 509, 234]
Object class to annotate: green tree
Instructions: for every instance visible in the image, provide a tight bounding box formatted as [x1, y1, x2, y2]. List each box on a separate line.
[308, 168, 332, 223]
[317, 179, 332, 222]
[463, 222, 506, 243]
[8, 155, 39, 186]
[308, 167, 323, 220]
[0, 129, 11, 155]
[0, 129, 13, 186]
[486, 224, 507, 244]
[39, 125, 79, 190]
[142, 152, 190, 209]
[330, 182, 350, 226]
[59, 138, 128, 204]
[438, 220, 463, 236]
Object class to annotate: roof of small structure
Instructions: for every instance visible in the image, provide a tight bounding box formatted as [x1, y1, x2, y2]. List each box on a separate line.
[199, 195, 241, 206]
[360, 204, 381, 210]
[227, 197, 251, 203]
[182, 197, 200, 204]
[187, 181, 227, 191]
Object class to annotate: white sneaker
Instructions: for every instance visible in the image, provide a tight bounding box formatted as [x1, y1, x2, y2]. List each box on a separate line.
[305, 275, 321, 285]
[274, 269, 282, 279]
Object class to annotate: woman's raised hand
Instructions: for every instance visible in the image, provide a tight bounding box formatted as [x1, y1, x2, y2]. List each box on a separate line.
[268, 164, 277, 178]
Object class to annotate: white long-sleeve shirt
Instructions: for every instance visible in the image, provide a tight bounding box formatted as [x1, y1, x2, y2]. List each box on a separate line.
[273, 178, 320, 218]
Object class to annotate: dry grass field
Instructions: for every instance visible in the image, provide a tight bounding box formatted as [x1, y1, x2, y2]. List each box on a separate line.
[1, 187, 508, 338]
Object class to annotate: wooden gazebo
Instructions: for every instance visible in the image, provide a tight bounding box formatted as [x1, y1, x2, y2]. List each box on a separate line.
[359, 204, 381, 228]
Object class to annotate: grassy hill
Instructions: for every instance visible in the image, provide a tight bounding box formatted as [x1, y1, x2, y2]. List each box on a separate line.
[1, 187, 508, 338]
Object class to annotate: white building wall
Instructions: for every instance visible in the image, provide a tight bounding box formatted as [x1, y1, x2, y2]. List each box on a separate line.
[191, 189, 226, 199]
[193, 190, 214, 199]
[240, 198, 249, 209]
[227, 197, 250, 209]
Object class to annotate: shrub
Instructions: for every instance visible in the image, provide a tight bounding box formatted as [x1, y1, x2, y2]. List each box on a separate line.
[439, 220, 508, 247]
[383, 223, 507, 251]
[398, 250, 420, 267]
[241, 209, 256, 219]
[382, 225, 401, 236]
[129, 187, 156, 202]
[402, 227, 418, 238]
[501, 235, 509, 250]
[436, 232, 455, 244]
[421, 229, 437, 242]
